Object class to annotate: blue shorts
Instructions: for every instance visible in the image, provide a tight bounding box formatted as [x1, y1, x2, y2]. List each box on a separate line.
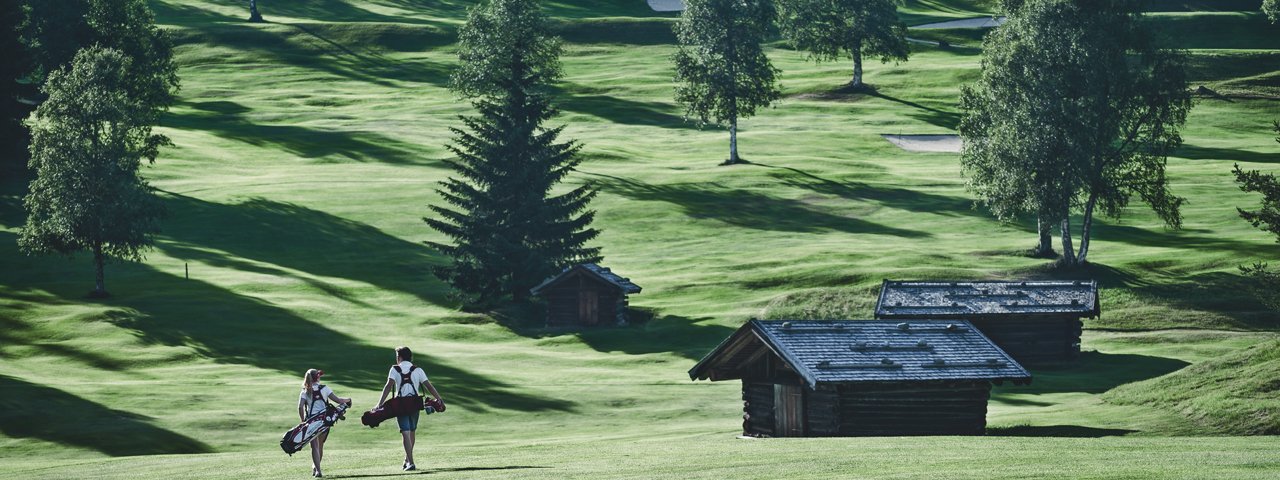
[397, 411, 419, 431]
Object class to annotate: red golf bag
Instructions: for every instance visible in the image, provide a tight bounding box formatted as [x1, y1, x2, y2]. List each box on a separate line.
[361, 395, 423, 427]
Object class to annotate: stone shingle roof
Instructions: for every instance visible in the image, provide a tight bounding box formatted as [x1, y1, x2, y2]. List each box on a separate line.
[689, 320, 1031, 388]
[529, 263, 641, 296]
[876, 280, 1099, 318]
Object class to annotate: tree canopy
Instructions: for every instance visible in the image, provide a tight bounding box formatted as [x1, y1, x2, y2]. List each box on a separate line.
[21, 0, 177, 114]
[1264, 0, 1278, 24]
[672, 0, 780, 164]
[428, 0, 600, 307]
[776, 0, 909, 88]
[959, 0, 1191, 267]
[20, 46, 168, 297]
[1, 0, 31, 174]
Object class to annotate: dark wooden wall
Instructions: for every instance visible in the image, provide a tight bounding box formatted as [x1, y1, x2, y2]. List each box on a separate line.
[542, 274, 623, 327]
[970, 314, 1082, 364]
[741, 379, 992, 437]
[829, 381, 991, 436]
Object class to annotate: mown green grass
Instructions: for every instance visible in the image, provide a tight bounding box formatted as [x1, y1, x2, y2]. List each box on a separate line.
[1, 0, 1278, 478]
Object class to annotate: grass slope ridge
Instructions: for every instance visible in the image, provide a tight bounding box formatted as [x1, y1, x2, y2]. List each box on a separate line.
[1104, 340, 1280, 434]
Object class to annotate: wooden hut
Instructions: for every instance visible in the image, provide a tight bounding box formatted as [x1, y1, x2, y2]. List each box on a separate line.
[689, 319, 1031, 437]
[875, 280, 1099, 364]
[530, 263, 641, 327]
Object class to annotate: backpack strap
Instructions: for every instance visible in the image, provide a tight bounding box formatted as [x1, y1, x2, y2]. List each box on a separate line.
[393, 365, 417, 397]
[308, 384, 329, 414]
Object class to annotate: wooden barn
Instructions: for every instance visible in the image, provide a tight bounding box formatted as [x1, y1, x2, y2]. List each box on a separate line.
[875, 280, 1099, 364]
[689, 319, 1031, 437]
[530, 263, 641, 327]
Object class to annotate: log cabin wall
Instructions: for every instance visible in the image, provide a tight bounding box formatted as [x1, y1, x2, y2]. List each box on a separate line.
[969, 315, 1082, 363]
[542, 273, 623, 327]
[742, 382, 775, 436]
[834, 381, 991, 436]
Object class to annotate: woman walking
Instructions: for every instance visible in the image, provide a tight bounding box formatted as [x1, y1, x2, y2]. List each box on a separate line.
[299, 369, 352, 478]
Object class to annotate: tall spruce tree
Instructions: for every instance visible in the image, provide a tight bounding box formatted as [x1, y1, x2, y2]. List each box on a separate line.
[959, 0, 1191, 267]
[426, 0, 600, 307]
[20, 47, 167, 297]
[775, 0, 909, 89]
[672, 0, 780, 165]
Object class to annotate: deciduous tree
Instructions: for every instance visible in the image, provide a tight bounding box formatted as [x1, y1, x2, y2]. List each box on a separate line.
[673, 0, 780, 165]
[20, 47, 168, 297]
[1264, 0, 1278, 24]
[21, 0, 177, 115]
[1, 0, 31, 175]
[775, 0, 908, 89]
[427, 0, 600, 307]
[959, 0, 1191, 267]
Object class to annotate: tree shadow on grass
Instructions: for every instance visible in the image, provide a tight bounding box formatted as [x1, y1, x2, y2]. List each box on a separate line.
[0, 374, 212, 456]
[167, 22, 454, 89]
[1000, 351, 1189, 395]
[553, 83, 702, 130]
[165, 101, 432, 165]
[156, 192, 452, 308]
[1087, 264, 1278, 330]
[1175, 144, 1280, 164]
[587, 174, 931, 238]
[987, 424, 1136, 437]
[750, 163, 992, 220]
[571, 312, 736, 360]
[0, 228, 572, 414]
[866, 90, 962, 130]
[0, 315, 131, 371]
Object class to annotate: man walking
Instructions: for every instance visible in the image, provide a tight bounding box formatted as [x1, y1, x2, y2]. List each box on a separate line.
[376, 346, 444, 471]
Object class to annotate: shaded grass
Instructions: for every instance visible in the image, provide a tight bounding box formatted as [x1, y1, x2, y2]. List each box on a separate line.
[1105, 340, 1280, 434]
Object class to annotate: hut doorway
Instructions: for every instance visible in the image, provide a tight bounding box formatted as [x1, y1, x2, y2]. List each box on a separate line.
[774, 384, 804, 437]
[578, 290, 599, 325]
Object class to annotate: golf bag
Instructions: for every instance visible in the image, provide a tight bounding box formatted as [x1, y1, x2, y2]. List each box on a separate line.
[280, 402, 349, 455]
[361, 395, 422, 428]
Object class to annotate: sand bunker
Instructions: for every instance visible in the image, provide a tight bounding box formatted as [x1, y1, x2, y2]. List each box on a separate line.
[882, 134, 962, 153]
[911, 16, 1006, 29]
[647, 0, 685, 12]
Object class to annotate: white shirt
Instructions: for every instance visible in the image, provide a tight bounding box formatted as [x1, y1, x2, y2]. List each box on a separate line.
[388, 361, 429, 397]
[299, 384, 334, 416]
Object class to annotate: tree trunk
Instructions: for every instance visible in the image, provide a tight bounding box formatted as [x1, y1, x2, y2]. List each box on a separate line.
[249, 0, 264, 22]
[727, 117, 739, 164]
[851, 46, 864, 88]
[91, 242, 108, 298]
[1076, 193, 1098, 265]
[1033, 216, 1056, 257]
[1059, 217, 1076, 267]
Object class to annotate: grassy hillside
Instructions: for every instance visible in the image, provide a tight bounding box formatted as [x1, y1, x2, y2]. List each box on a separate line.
[1104, 340, 1280, 434]
[1, 0, 1278, 478]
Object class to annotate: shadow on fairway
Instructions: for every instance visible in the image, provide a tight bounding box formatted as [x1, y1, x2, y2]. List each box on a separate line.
[1084, 263, 1278, 330]
[0, 374, 212, 456]
[572, 312, 736, 360]
[166, 101, 431, 165]
[1008, 351, 1189, 395]
[866, 90, 962, 130]
[156, 192, 451, 308]
[166, 22, 455, 89]
[752, 163, 994, 220]
[556, 88, 697, 130]
[0, 227, 572, 414]
[588, 174, 931, 238]
[987, 424, 1136, 437]
[327, 465, 550, 478]
[1175, 144, 1280, 164]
